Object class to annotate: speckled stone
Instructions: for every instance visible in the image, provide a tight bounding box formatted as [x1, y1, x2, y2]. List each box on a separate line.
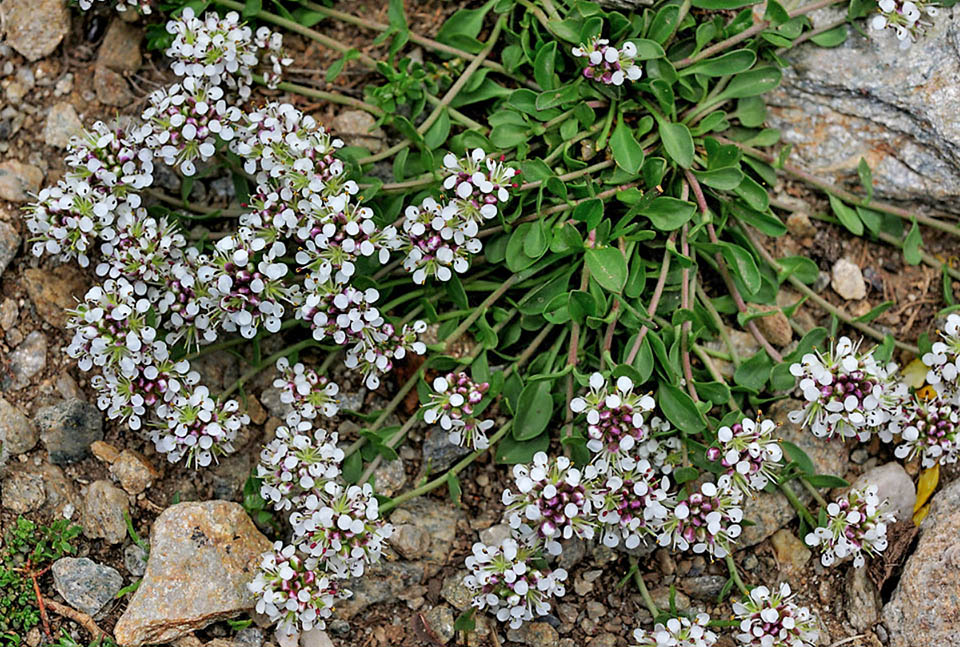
[0, 0, 69, 61]
[0, 161, 43, 202]
[113, 501, 271, 646]
[0, 221, 20, 279]
[882, 478, 960, 646]
[22, 265, 90, 328]
[52, 557, 123, 616]
[768, 11, 960, 213]
[82, 480, 128, 544]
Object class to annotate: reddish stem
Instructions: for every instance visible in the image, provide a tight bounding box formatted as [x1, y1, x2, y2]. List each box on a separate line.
[625, 232, 677, 365]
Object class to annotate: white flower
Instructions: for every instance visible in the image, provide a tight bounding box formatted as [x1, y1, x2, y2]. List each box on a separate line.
[423, 371, 493, 450]
[570, 372, 655, 457]
[574, 36, 643, 86]
[804, 485, 894, 568]
[595, 453, 672, 549]
[706, 417, 782, 493]
[633, 613, 717, 647]
[464, 537, 567, 629]
[894, 390, 960, 468]
[657, 476, 743, 558]
[273, 357, 342, 423]
[733, 583, 819, 647]
[256, 422, 344, 511]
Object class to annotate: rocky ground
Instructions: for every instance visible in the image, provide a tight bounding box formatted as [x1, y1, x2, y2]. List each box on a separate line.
[2, 2, 960, 647]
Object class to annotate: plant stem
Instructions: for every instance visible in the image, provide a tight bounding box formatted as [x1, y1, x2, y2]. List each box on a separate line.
[258, 75, 384, 116]
[693, 345, 742, 412]
[625, 233, 677, 365]
[301, 1, 537, 89]
[724, 554, 750, 596]
[380, 420, 513, 514]
[443, 274, 519, 353]
[779, 481, 818, 528]
[416, 18, 504, 137]
[629, 557, 661, 619]
[674, 0, 845, 68]
[695, 282, 741, 367]
[720, 137, 960, 239]
[777, 16, 848, 52]
[738, 224, 921, 354]
[685, 170, 784, 362]
[520, 159, 615, 191]
[800, 476, 830, 508]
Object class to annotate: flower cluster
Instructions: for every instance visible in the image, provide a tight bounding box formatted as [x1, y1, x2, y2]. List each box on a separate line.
[423, 372, 493, 450]
[632, 614, 717, 647]
[77, 0, 154, 15]
[464, 538, 568, 629]
[788, 336, 906, 441]
[706, 417, 782, 494]
[732, 583, 819, 647]
[250, 361, 393, 635]
[805, 485, 894, 568]
[657, 476, 744, 558]
[870, 0, 939, 48]
[165, 8, 291, 98]
[570, 373, 655, 457]
[572, 36, 643, 86]
[400, 149, 518, 284]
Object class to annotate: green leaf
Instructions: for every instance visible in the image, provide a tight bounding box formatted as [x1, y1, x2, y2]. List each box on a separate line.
[674, 466, 700, 484]
[713, 66, 782, 102]
[693, 167, 743, 190]
[734, 350, 772, 392]
[623, 38, 666, 60]
[436, 0, 493, 53]
[854, 300, 894, 323]
[721, 243, 761, 294]
[777, 256, 819, 284]
[533, 41, 558, 91]
[781, 441, 815, 475]
[572, 198, 604, 230]
[342, 451, 362, 483]
[454, 609, 477, 632]
[680, 49, 756, 77]
[659, 121, 695, 168]
[585, 247, 628, 293]
[423, 109, 451, 150]
[810, 24, 848, 47]
[829, 194, 863, 235]
[497, 432, 550, 464]
[764, 0, 790, 25]
[641, 197, 696, 231]
[447, 473, 462, 506]
[513, 381, 554, 440]
[858, 157, 874, 203]
[610, 120, 645, 174]
[904, 218, 923, 265]
[648, 4, 680, 44]
[242, 0, 261, 17]
[691, 0, 757, 7]
[804, 474, 850, 488]
[658, 382, 706, 433]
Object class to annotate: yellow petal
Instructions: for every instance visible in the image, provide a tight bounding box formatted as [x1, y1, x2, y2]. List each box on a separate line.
[901, 358, 928, 390]
[914, 463, 940, 516]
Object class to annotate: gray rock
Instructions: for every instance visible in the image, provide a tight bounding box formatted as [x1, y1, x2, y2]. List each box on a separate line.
[82, 480, 128, 544]
[113, 501, 271, 646]
[506, 622, 559, 647]
[94, 67, 133, 107]
[422, 605, 455, 644]
[421, 426, 470, 475]
[329, 111, 386, 154]
[0, 221, 20, 278]
[110, 449, 161, 495]
[234, 628, 264, 647]
[0, 299, 17, 331]
[97, 20, 142, 74]
[558, 536, 587, 569]
[770, 529, 812, 577]
[0, 396, 38, 454]
[831, 259, 867, 301]
[389, 523, 432, 560]
[882, 477, 960, 646]
[440, 572, 473, 611]
[4, 331, 47, 390]
[680, 575, 728, 601]
[852, 462, 916, 522]
[37, 399, 103, 464]
[51, 557, 123, 616]
[124, 544, 149, 577]
[2, 469, 46, 513]
[388, 497, 463, 575]
[0, 161, 43, 202]
[335, 560, 424, 619]
[299, 627, 333, 647]
[372, 457, 405, 497]
[768, 11, 960, 213]
[0, 0, 70, 61]
[8, 463, 78, 518]
[478, 523, 512, 548]
[22, 266, 90, 328]
[846, 566, 881, 632]
[43, 102, 84, 148]
[587, 634, 617, 647]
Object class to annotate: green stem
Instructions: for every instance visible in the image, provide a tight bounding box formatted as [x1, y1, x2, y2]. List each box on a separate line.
[342, 370, 420, 458]
[380, 421, 513, 514]
[629, 558, 660, 619]
[416, 18, 504, 137]
[800, 477, 830, 508]
[695, 282, 741, 367]
[692, 345, 742, 412]
[258, 75, 384, 116]
[443, 275, 519, 353]
[779, 481, 818, 528]
[520, 160, 614, 191]
[724, 554, 750, 596]
[221, 338, 317, 399]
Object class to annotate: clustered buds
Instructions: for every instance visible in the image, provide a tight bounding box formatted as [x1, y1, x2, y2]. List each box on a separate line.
[400, 149, 518, 284]
[732, 583, 819, 647]
[870, 0, 940, 48]
[788, 336, 906, 441]
[423, 372, 494, 450]
[657, 476, 744, 559]
[250, 359, 392, 635]
[707, 417, 783, 494]
[805, 485, 893, 568]
[632, 614, 717, 647]
[572, 36, 643, 86]
[570, 373, 655, 457]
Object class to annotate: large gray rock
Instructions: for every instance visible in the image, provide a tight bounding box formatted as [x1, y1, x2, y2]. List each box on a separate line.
[38, 399, 103, 464]
[52, 557, 124, 616]
[0, 0, 69, 61]
[882, 478, 960, 646]
[113, 501, 271, 646]
[768, 8, 960, 214]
